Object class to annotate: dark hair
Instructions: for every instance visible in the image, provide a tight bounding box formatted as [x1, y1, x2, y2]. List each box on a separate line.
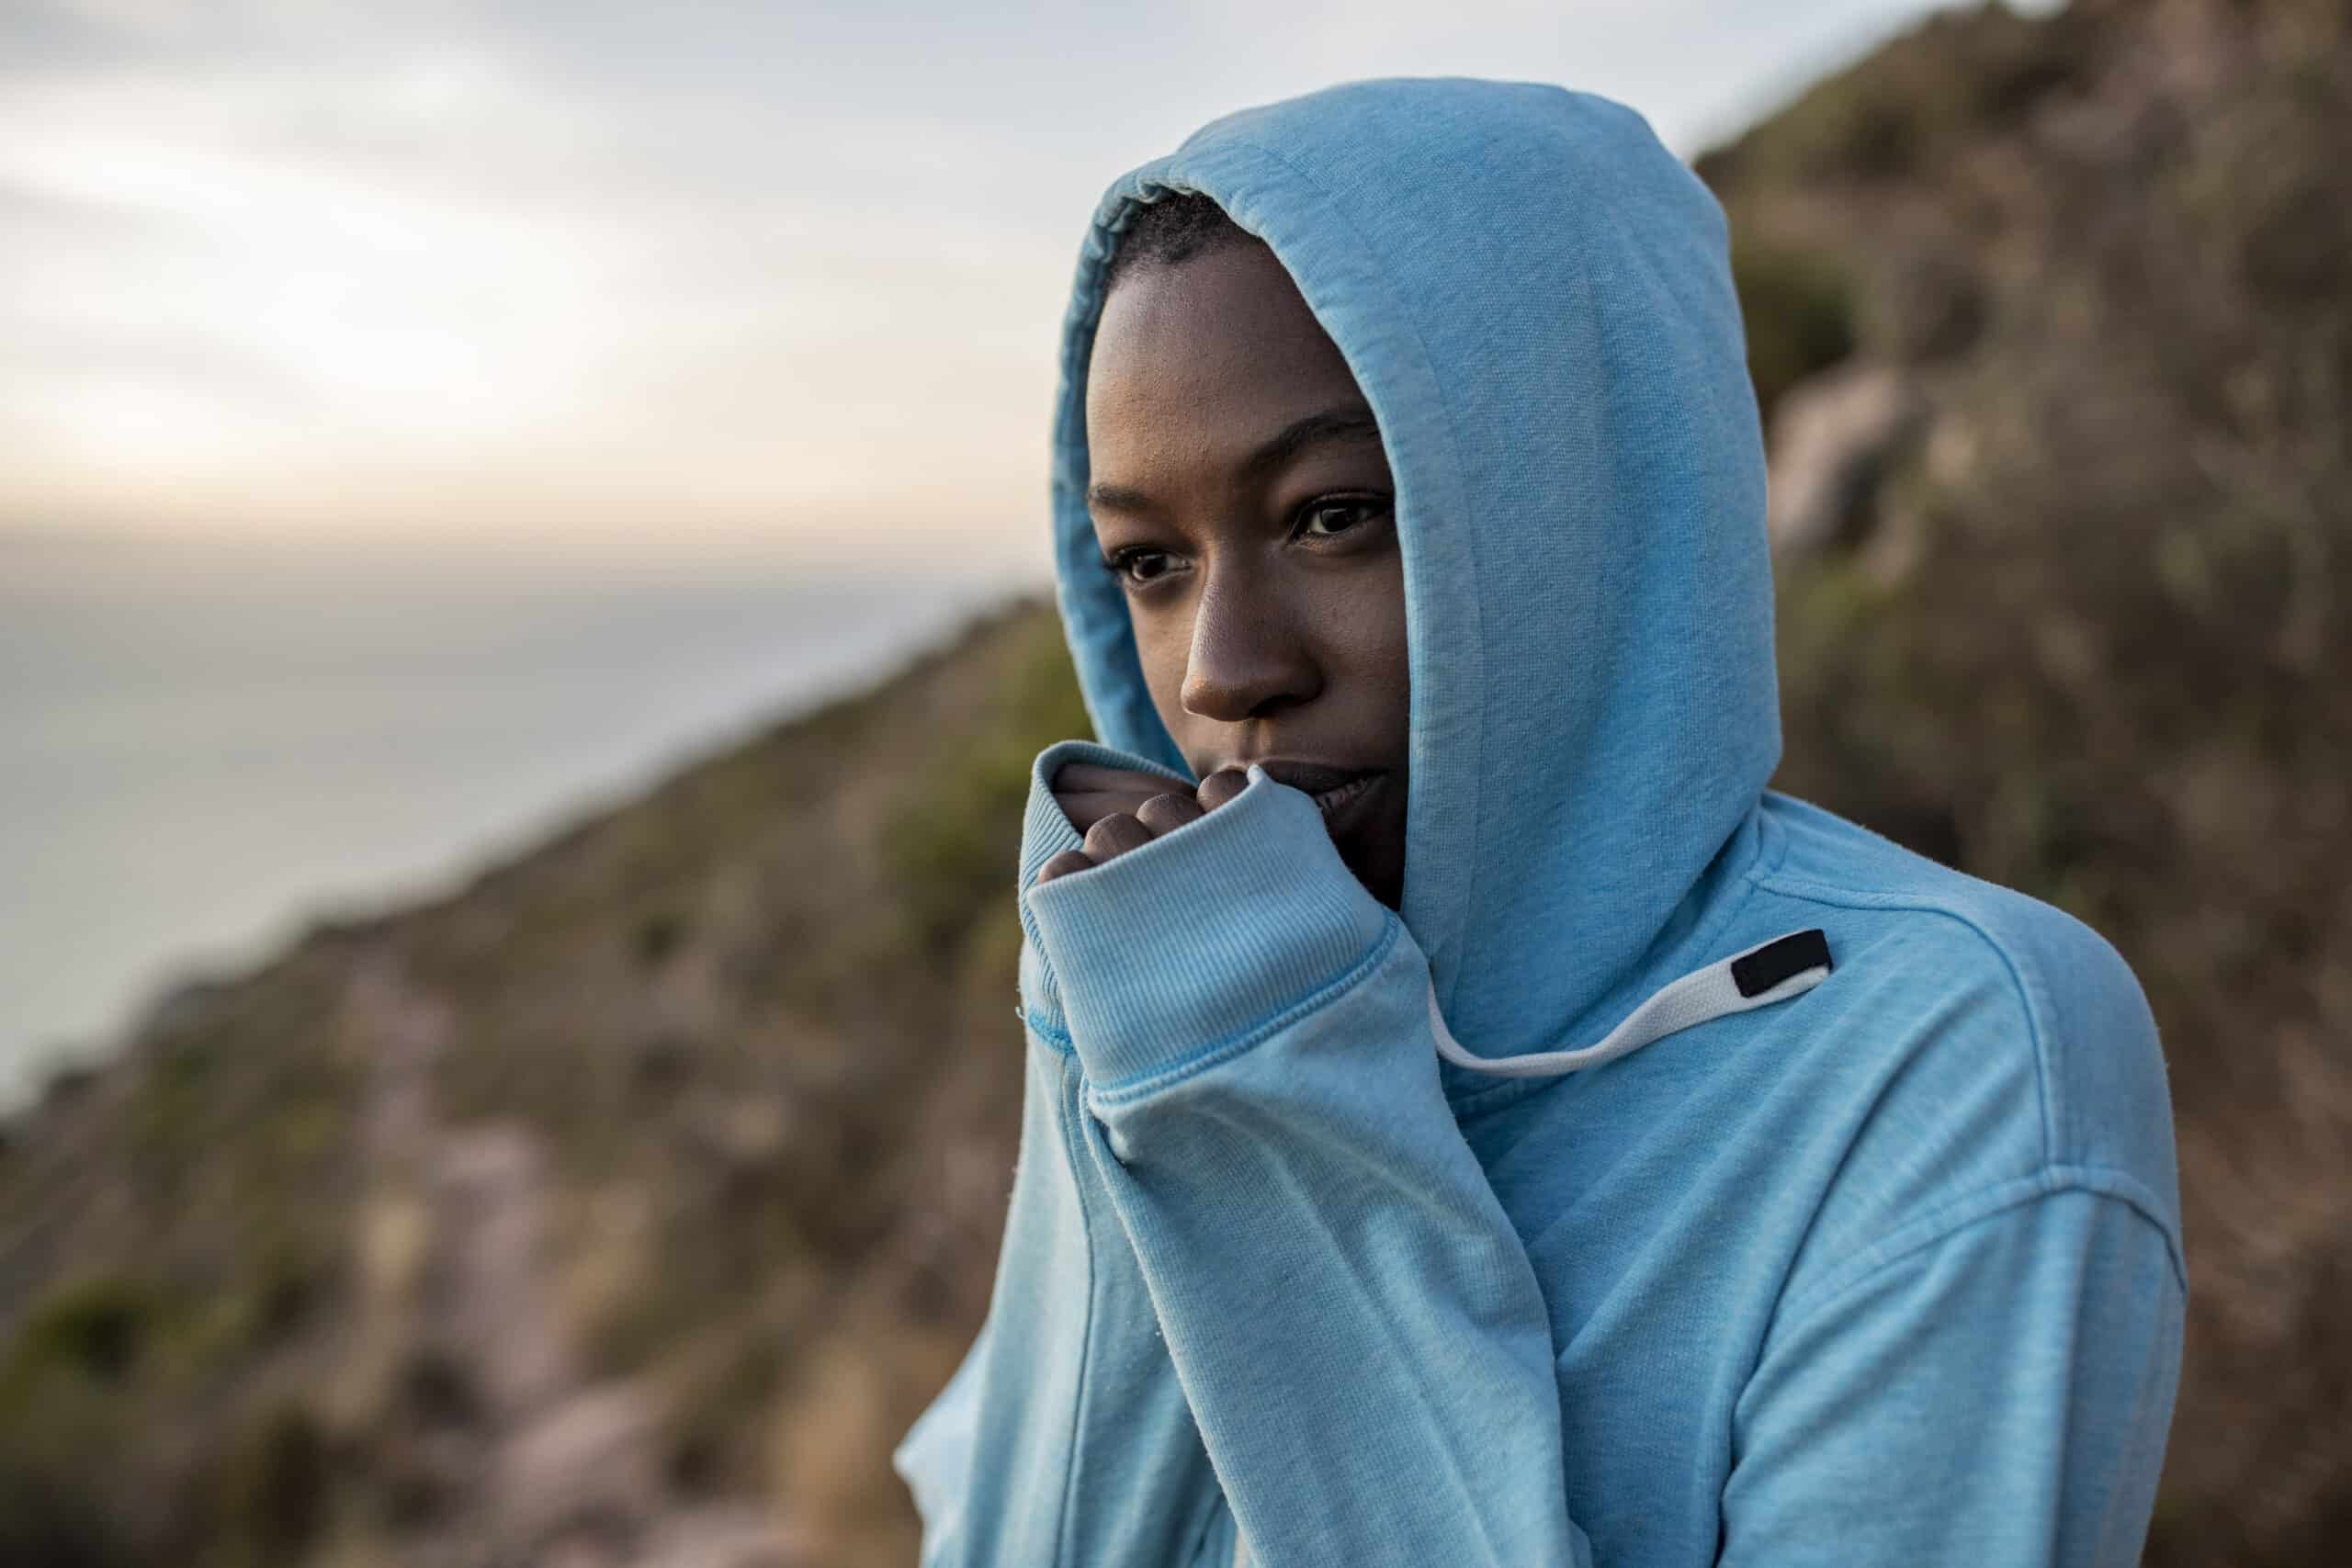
[1102, 190, 1258, 295]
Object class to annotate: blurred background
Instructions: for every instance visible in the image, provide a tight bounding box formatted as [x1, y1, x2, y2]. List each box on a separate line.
[2, 0, 2345, 1564]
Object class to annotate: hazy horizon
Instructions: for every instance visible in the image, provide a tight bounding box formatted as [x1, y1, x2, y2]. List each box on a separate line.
[1, 526, 1035, 1106]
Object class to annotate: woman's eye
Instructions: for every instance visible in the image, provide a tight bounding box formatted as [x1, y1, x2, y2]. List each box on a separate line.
[1297, 499, 1388, 538]
[1106, 548, 1172, 584]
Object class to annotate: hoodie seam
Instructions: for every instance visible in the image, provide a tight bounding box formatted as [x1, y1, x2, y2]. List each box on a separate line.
[1765, 1166, 2188, 1337]
[1050, 1053, 1097, 1568]
[1083, 916, 1404, 1105]
[1023, 1015, 1076, 1056]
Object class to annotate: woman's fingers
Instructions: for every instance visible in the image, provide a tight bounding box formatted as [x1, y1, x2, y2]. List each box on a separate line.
[1136, 792, 1205, 834]
[1082, 812, 1154, 862]
[1050, 761, 1191, 833]
[1034, 770, 1248, 886]
[1034, 848, 1095, 886]
[1055, 761, 1162, 789]
[1196, 768, 1250, 811]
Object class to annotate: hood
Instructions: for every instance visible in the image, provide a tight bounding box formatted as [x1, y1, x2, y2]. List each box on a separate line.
[1044, 76, 1781, 1062]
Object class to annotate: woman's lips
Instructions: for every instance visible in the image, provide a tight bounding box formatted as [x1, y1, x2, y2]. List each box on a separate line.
[1306, 773, 1379, 818]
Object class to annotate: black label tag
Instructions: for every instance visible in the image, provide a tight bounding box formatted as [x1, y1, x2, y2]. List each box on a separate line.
[1731, 929, 1832, 998]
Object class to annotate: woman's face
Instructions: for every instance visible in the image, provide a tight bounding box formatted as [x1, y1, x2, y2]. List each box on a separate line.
[1084, 239, 1410, 909]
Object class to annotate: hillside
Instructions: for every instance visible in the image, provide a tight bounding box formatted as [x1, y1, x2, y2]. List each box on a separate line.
[0, 603, 1087, 1568]
[4, 0, 2348, 1562]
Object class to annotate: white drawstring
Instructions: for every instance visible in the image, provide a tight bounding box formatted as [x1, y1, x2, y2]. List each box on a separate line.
[1431, 929, 1832, 1079]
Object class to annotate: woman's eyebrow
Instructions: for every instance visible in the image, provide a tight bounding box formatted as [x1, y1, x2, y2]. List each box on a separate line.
[1083, 479, 1159, 518]
[1235, 405, 1383, 486]
[1084, 404, 1384, 516]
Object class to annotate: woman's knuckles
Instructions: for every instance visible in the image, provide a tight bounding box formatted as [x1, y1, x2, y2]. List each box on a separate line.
[1136, 792, 1204, 833]
[1037, 763, 1242, 884]
[1034, 848, 1094, 886]
[1081, 812, 1155, 860]
[1195, 769, 1249, 811]
[1052, 776, 1181, 833]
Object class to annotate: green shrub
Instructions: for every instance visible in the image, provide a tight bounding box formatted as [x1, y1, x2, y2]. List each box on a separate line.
[4, 1274, 162, 1388]
[1729, 241, 1858, 424]
[886, 615, 1092, 953]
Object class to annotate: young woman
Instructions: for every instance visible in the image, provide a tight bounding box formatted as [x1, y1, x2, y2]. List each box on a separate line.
[896, 77, 2184, 1567]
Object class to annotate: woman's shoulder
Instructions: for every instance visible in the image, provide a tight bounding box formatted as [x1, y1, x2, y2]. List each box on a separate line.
[1736, 789, 2182, 1292]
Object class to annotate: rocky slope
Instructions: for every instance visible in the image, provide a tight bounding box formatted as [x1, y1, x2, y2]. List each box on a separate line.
[3, 0, 2347, 1562]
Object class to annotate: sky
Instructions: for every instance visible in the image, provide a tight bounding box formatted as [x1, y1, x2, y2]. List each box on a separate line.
[2, 0, 2057, 575]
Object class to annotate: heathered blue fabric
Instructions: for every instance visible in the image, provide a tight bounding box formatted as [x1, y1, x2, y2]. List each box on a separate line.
[894, 77, 2186, 1567]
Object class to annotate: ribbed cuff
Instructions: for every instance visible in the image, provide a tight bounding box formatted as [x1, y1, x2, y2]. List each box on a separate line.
[1014, 739, 1192, 1041]
[1016, 738, 1190, 891]
[1020, 759, 1394, 1090]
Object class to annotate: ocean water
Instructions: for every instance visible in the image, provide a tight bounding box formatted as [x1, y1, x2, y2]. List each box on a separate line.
[0, 527, 1037, 1107]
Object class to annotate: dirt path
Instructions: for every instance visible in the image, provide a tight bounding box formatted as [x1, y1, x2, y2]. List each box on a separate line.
[345, 952, 807, 1568]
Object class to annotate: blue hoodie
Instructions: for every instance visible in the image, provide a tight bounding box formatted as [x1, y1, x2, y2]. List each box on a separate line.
[894, 77, 2185, 1567]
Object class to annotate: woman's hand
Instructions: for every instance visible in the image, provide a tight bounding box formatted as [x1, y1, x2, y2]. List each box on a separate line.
[1035, 761, 1250, 886]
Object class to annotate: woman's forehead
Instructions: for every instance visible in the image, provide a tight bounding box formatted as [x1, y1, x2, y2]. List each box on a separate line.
[1087, 248, 1368, 469]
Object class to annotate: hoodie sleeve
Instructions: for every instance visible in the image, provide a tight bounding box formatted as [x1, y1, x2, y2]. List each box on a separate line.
[890, 1023, 1227, 1567]
[1018, 750, 1593, 1568]
[1721, 1179, 2185, 1565]
[892, 743, 1225, 1568]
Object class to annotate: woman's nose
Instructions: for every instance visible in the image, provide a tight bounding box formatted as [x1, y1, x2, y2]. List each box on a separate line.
[1181, 570, 1320, 722]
